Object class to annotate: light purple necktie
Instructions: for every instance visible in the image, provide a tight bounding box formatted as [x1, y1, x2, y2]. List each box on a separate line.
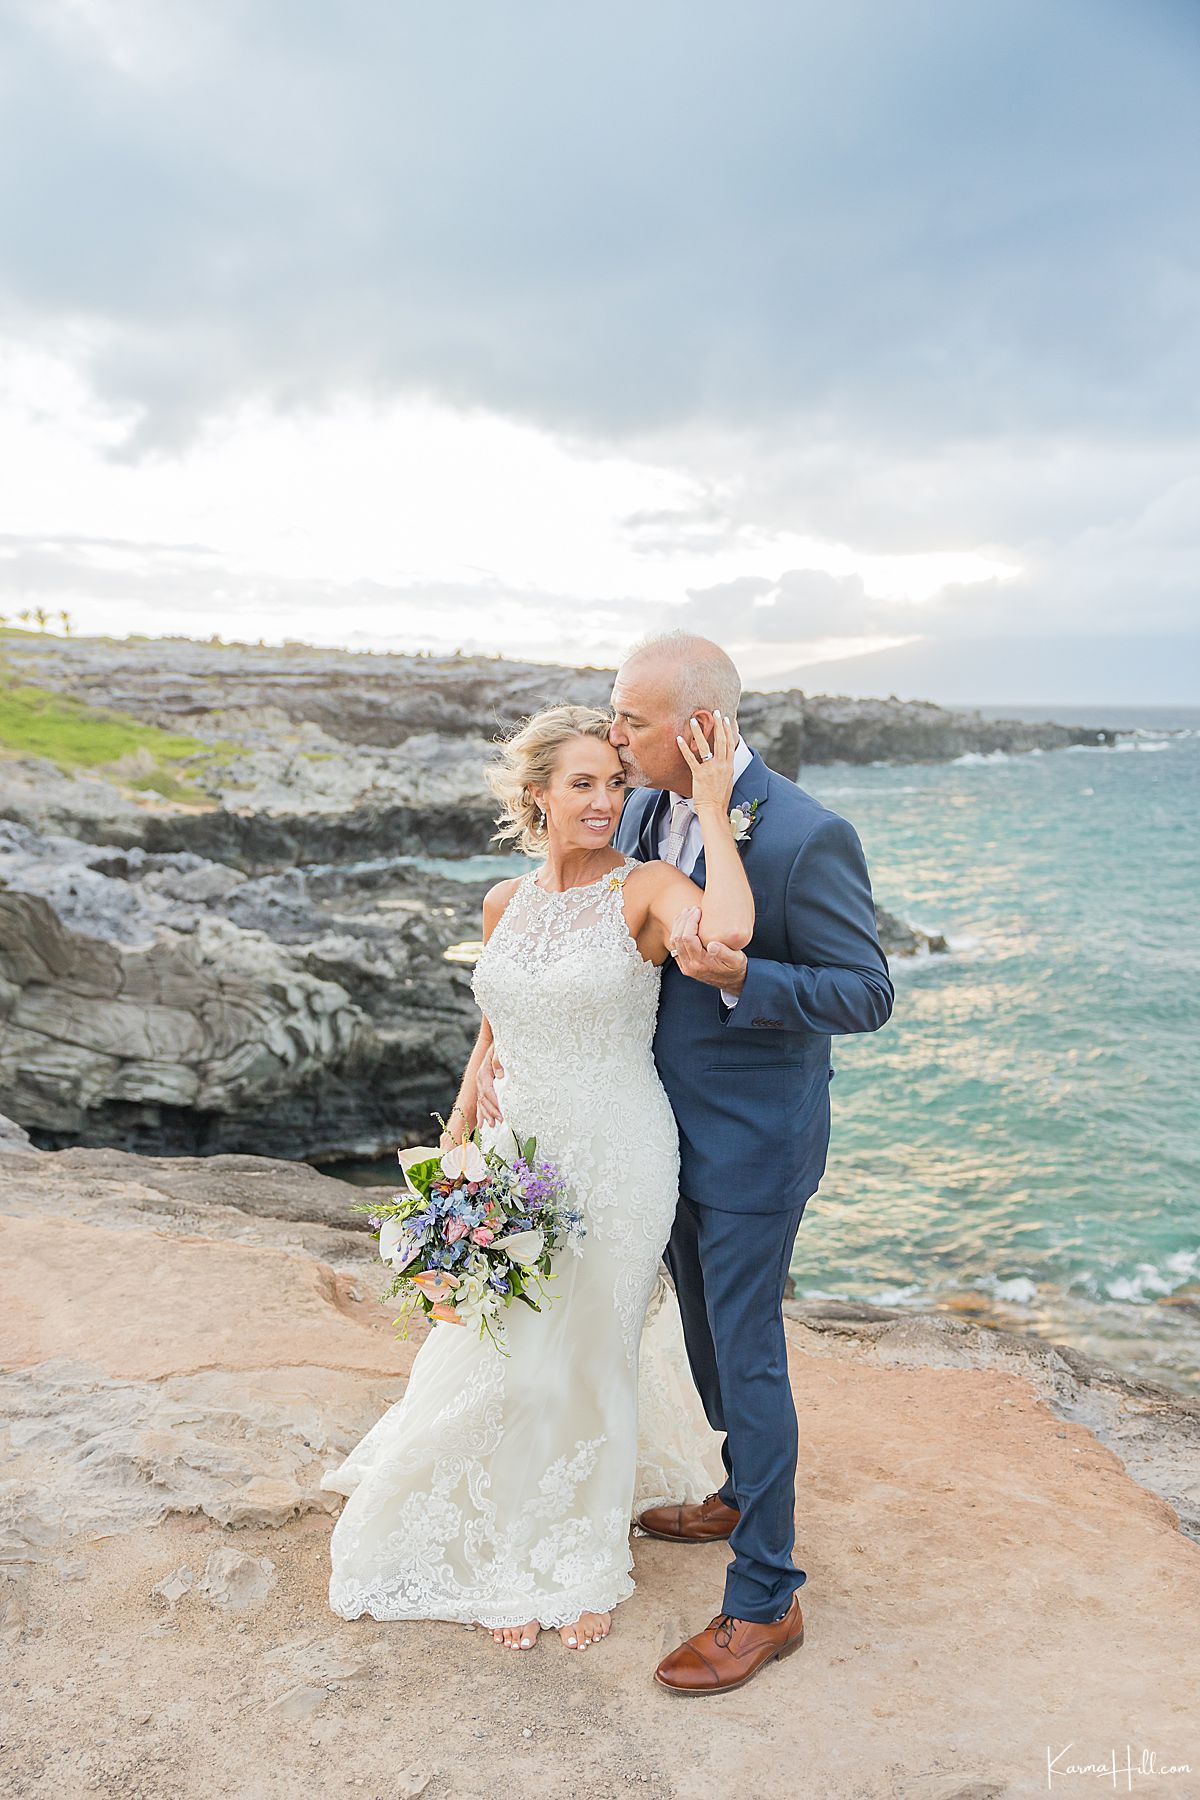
[662, 796, 693, 868]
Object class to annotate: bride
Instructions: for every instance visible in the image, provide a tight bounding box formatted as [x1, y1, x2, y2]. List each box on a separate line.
[322, 703, 753, 1653]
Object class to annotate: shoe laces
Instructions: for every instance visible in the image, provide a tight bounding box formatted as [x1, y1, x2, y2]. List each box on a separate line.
[713, 1614, 736, 1649]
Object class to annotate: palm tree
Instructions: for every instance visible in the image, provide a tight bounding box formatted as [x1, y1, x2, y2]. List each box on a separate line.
[59, 610, 73, 635]
[32, 607, 49, 632]
[17, 609, 32, 628]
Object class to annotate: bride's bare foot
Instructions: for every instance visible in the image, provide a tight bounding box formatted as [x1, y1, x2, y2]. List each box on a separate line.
[559, 1611, 611, 1651]
[487, 1619, 540, 1650]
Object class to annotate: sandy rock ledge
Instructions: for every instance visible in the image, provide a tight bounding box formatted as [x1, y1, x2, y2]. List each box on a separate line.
[1, 1137, 1197, 1799]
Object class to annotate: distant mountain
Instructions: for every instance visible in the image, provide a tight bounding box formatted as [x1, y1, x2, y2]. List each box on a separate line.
[760, 635, 1200, 708]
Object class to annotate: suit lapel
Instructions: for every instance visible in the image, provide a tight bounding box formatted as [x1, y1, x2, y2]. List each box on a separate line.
[635, 787, 671, 862]
[731, 744, 769, 813]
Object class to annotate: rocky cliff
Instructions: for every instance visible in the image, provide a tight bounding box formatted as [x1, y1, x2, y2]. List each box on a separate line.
[0, 633, 1108, 868]
[0, 807, 942, 1162]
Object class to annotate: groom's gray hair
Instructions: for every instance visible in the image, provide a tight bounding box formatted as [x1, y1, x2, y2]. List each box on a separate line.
[620, 630, 742, 723]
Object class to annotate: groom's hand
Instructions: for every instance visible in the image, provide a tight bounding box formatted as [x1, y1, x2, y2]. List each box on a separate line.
[669, 906, 748, 995]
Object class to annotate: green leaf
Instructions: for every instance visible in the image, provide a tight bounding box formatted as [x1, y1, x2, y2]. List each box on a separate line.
[402, 1155, 442, 1192]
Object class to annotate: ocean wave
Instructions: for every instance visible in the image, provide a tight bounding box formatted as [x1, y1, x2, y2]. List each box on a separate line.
[974, 1273, 1039, 1306]
[952, 749, 1013, 765]
[934, 931, 999, 960]
[816, 784, 924, 797]
[796, 1281, 932, 1308]
[1065, 738, 1171, 754]
[860, 1282, 929, 1306]
[1079, 1248, 1200, 1305]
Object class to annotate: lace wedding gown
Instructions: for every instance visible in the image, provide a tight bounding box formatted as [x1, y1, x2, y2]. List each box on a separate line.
[322, 856, 721, 1629]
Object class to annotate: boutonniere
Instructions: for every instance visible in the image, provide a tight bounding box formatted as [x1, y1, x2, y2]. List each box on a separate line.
[729, 797, 765, 843]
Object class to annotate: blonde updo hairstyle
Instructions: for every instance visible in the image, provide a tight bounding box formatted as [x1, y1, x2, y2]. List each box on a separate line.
[486, 704, 618, 857]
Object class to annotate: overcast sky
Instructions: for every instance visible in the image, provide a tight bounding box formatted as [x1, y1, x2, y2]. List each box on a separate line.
[1, 0, 1197, 702]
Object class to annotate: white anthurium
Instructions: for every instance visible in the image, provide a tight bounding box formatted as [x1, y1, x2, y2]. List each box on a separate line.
[440, 1139, 488, 1183]
[378, 1218, 421, 1271]
[500, 1228, 545, 1266]
[480, 1118, 520, 1163]
[397, 1144, 441, 1193]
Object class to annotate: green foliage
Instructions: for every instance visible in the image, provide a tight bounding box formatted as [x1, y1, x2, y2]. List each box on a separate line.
[0, 662, 221, 794]
[401, 1154, 443, 1190]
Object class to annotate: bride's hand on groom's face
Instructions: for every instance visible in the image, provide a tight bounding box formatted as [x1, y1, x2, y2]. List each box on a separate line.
[677, 711, 736, 812]
[668, 906, 748, 993]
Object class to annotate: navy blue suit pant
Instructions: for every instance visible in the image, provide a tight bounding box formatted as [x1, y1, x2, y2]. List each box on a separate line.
[664, 1193, 808, 1622]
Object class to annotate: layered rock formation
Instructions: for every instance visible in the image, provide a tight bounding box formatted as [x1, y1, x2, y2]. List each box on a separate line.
[0, 821, 483, 1158]
[2, 1131, 1197, 1799]
[0, 818, 943, 1160]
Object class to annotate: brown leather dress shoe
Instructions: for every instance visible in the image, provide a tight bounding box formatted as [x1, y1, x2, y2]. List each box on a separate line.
[654, 1596, 804, 1695]
[637, 1492, 741, 1543]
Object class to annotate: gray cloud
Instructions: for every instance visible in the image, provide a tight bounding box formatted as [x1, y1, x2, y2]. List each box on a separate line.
[2, 0, 1197, 453]
[685, 571, 874, 641]
[1, 0, 1198, 697]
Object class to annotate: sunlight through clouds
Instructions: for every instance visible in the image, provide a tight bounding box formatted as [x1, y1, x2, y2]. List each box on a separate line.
[0, 339, 1017, 662]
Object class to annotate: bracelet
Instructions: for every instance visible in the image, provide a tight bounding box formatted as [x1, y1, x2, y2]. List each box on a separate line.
[448, 1104, 468, 1122]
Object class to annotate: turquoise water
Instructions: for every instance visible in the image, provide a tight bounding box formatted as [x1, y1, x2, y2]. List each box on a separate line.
[801, 717, 1199, 1391]
[349, 716, 1199, 1391]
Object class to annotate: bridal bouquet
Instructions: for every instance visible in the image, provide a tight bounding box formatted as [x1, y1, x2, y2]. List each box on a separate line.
[361, 1125, 585, 1350]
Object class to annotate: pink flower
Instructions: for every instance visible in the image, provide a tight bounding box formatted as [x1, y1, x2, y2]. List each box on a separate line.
[471, 1227, 495, 1247]
[411, 1270, 459, 1298]
[444, 1217, 470, 1243]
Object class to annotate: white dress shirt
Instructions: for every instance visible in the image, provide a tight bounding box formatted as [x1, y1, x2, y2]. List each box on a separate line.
[656, 734, 754, 1006]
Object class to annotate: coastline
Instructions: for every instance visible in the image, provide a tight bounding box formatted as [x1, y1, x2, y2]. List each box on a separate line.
[2, 633, 1195, 1403]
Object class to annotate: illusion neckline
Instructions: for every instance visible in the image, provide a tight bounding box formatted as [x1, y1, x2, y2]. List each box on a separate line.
[528, 854, 633, 899]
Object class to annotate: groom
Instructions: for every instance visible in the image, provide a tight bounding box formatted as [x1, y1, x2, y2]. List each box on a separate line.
[608, 630, 894, 1694]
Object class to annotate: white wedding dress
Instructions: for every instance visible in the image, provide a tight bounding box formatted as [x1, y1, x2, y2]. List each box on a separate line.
[322, 855, 721, 1629]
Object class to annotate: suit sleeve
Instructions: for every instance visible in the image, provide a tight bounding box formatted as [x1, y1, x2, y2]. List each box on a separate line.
[722, 813, 894, 1036]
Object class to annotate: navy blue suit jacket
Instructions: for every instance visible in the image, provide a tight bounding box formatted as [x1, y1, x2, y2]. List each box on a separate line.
[616, 745, 894, 1214]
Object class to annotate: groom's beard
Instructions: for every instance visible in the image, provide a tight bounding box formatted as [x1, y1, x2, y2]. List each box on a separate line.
[617, 752, 651, 788]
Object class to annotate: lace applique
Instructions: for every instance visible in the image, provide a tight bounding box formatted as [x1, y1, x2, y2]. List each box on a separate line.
[470, 856, 678, 1361]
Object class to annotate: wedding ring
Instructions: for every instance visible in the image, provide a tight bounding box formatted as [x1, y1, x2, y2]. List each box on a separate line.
[700, 751, 714, 761]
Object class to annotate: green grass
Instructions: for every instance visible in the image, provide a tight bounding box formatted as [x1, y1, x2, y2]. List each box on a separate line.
[0, 664, 228, 798]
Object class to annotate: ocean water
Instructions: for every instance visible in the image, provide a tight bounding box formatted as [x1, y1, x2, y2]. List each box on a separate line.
[360, 711, 1200, 1392]
[799, 712, 1199, 1391]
